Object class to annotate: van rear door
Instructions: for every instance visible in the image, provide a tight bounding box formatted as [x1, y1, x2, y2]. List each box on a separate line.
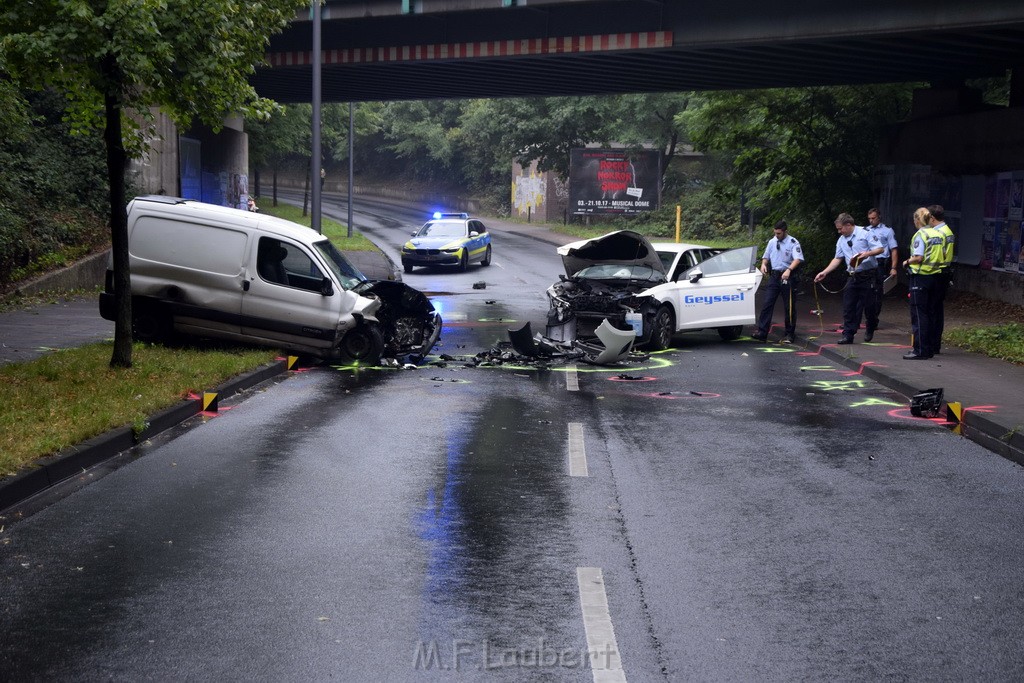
[129, 213, 246, 336]
[242, 236, 341, 352]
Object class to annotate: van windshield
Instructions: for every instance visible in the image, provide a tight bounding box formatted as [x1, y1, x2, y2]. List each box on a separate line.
[313, 240, 367, 290]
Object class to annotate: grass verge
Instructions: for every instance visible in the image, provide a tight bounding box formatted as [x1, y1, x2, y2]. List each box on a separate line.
[0, 342, 278, 477]
[259, 203, 377, 251]
[944, 323, 1024, 365]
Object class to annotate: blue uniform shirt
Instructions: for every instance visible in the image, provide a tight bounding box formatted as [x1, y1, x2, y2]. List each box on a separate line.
[761, 235, 804, 271]
[834, 226, 881, 272]
[866, 222, 898, 260]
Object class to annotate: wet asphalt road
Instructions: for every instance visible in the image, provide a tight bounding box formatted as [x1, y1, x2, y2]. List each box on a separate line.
[3, 200, 1024, 680]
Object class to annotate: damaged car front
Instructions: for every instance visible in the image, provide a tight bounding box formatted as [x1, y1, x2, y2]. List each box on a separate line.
[544, 231, 762, 356]
[545, 230, 675, 351]
[354, 279, 442, 361]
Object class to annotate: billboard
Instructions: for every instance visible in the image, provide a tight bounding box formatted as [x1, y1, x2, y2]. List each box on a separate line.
[569, 148, 661, 215]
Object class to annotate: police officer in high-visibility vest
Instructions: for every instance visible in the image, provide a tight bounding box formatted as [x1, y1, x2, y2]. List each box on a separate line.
[752, 219, 803, 343]
[925, 204, 955, 354]
[902, 207, 946, 360]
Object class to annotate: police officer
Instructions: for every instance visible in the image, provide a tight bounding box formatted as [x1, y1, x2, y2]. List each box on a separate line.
[813, 213, 884, 344]
[752, 220, 803, 343]
[901, 207, 946, 359]
[864, 208, 898, 335]
[926, 204, 955, 354]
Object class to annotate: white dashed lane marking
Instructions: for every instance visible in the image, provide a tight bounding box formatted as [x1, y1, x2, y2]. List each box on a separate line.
[568, 422, 588, 477]
[577, 567, 626, 682]
[566, 363, 579, 391]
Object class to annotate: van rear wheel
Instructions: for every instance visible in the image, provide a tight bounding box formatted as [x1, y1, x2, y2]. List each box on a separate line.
[132, 299, 173, 343]
[338, 322, 385, 365]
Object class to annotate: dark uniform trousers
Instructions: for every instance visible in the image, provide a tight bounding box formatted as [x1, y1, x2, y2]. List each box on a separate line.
[842, 269, 878, 339]
[757, 272, 797, 336]
[866, 266, 888, 333]
[908, 273, 942, 356]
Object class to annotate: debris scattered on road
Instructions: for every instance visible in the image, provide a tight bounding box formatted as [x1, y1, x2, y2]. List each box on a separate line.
[473, 281, 487, 289]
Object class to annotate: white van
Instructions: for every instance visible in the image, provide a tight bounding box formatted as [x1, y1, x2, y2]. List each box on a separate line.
[99, 195, 441, 363]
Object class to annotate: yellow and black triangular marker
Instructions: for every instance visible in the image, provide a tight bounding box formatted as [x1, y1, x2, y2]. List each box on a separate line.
[946, 401, 963, 435]
[202, 391, 219, 412]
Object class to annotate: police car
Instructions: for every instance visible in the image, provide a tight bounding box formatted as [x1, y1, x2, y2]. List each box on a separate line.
[400, 212, 492, 273]
[545, 230, 762, 349]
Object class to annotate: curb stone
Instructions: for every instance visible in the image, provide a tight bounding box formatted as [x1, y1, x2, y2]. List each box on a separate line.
[0, 359, 288, 513]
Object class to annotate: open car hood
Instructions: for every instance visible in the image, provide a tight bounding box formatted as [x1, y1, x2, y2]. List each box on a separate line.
[557, 230, 666, 278]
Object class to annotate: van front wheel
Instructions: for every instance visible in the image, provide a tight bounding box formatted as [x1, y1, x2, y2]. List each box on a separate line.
[338, 323, 385, 365]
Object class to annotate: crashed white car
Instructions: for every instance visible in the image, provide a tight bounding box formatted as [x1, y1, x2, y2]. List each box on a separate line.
[545, 230, 762, 349]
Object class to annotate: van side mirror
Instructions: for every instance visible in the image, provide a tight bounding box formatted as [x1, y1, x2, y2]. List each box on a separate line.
[320, 278, 334, 296]
[688, 269, 703, 283]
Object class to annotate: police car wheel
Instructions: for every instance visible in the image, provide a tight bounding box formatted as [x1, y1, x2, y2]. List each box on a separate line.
[338, 323, 385, 364]
[647, 306, 674, 350]
[481, 245, 492, 266]
[458, 251, 469, 272]
[403, 262, 413, 274]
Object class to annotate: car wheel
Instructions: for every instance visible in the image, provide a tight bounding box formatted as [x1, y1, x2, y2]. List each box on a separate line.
[132, 299, 173, 343]
[481, 244, 492, 266]
[403, 261, 413, 274]
[458, 250, 469, 272]
[338, 322, 385, 365]
[717, 325, 743, 341]
[647, 305, 675, 350]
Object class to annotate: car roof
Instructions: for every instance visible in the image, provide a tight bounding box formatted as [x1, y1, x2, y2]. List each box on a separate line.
[130, 196, 327, 245]
[650, 242, 715, 252]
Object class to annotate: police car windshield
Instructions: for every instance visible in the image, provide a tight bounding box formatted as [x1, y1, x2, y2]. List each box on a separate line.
[573, 264, 665, 283]
[313, 240, 367, 290]
[417, 220, 466, 238]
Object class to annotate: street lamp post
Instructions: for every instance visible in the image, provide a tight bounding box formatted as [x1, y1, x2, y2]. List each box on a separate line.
[311, 0, 322, 234]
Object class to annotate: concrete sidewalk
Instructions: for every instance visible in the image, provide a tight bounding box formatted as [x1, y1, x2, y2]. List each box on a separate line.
[493, 219, 1024, 465]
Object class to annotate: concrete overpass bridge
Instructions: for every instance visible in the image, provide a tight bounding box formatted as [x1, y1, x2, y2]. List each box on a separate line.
[251, 0, 1024, 103]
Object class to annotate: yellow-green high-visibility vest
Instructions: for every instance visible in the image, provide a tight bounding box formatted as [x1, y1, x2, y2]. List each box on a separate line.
[909, 227, 945, 275]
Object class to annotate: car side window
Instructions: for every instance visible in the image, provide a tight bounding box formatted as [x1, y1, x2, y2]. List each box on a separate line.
[257, 237, 324, 292]
[685, 246, 756, 278]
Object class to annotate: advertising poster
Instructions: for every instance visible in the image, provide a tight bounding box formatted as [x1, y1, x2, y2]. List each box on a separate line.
[1009, 176, 1023, 222]
[1005, 219, 1020, 272]
[1018, 221, 1024, 275]
[569, 148, 661, 215]
[980, 221, 995, 270]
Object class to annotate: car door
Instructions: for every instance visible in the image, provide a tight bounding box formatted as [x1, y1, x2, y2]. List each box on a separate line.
[241, 236, 340, 351]
[662, 246, 761, 330]
[468, 219, 488, 262]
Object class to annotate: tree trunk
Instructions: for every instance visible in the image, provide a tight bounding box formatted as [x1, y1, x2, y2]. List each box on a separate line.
[104, 58, 132, 368]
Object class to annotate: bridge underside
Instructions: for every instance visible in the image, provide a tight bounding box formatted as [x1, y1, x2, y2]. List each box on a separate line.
[252, 0, 1024, 103]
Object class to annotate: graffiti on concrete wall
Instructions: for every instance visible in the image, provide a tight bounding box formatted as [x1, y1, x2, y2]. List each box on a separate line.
[512, 171, 545, 217]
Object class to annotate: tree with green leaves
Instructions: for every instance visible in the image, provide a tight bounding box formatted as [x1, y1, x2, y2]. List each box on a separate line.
[1, 0, 306, 367]
[679, 85, 914, 233]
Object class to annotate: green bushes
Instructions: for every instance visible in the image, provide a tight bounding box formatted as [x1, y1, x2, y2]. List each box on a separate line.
[0, 88, 110, 292]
